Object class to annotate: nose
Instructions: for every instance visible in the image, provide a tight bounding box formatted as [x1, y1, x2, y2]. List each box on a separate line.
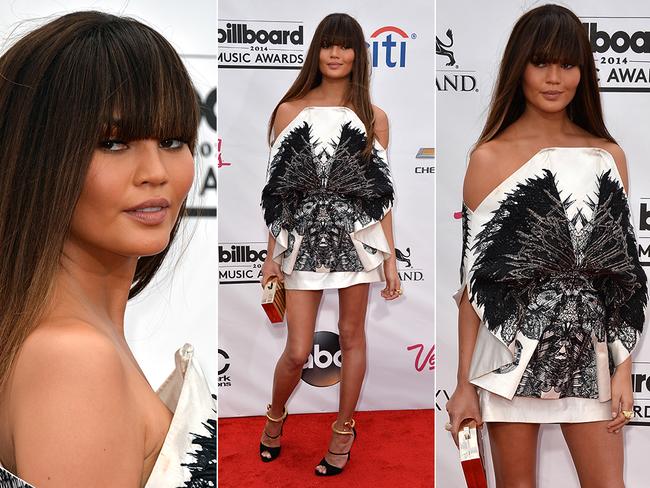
[329, 45, 342, 58]
[546, 64, 561, 84]
[134, 140, 168, 186]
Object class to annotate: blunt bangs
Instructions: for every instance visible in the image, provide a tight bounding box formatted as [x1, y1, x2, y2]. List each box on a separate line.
[94, 18, 199, 150]
[527, 11, 586, 67]
[39, 12, 199, 153]
[318, 13, 363, 50]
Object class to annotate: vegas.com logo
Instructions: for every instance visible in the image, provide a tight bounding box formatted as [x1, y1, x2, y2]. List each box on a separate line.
[301, 331, 342, 387]
[582, 20, 650, 90]
[367, 26, 415, 68]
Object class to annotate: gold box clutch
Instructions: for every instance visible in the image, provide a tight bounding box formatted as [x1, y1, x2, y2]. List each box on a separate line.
[261, 279, 285, 324]
[458, 420, 487, 488]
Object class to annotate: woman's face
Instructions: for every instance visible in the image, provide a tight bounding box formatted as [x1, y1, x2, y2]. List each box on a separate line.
[319, 42, 355, 79]
[522, 62, 581, 114]
[68, 138, 194, 259]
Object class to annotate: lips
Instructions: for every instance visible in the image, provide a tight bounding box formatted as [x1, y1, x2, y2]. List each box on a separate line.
[124, 198, 170, 225]
[541, 90, 563, 100]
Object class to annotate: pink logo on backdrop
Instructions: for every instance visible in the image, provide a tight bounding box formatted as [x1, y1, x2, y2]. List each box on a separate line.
[407, 343, 435, 371]
[218, 138, 232, 168]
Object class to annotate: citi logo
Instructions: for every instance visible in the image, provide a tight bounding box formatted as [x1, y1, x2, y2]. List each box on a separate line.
[368, 26, 412, 68]
[219, 245, 267, 263]
[218, 23, 304, 45]
[584, 22, 650, 54]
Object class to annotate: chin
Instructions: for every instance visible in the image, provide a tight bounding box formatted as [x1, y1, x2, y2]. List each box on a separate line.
[121, 234, 172, 257]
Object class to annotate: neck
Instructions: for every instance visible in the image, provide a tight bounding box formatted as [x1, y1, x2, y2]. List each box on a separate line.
[516, 103, 573, 138]
[51, 237, 138, 335]
[313, 76, 351, 106]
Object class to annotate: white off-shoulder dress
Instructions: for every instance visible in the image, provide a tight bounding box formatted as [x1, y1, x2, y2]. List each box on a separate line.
[0, 344, 215, 487]
[261, 106, 395, 290]
[456, 147, 647, 423]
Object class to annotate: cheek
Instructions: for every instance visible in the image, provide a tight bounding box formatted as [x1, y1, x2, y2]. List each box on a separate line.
[567, 70, 581, 91]
[69, 156, 129, 241]
[169, 151, 195, 202]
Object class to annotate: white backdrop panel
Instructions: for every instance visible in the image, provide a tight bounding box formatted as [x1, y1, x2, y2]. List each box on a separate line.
[218, 0, 435, 417]
[436, 1, 650, 487]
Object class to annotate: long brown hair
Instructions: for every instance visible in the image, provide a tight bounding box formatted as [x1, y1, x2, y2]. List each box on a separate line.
[477, 4, 615, 145]
[0, 11, 199, 392]
[268, 13, 375, 154]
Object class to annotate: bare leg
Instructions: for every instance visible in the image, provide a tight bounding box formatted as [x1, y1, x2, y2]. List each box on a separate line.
[315, 283, 369, 473]
[488, 422, 540, 488]
[561, 420, 624, 488]
[260, 289, 322, 459]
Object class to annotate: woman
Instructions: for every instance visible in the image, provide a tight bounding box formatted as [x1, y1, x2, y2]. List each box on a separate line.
[259, 13, 401, 476]
[0, 11, 215, 487]
[446, 4, 647, 487]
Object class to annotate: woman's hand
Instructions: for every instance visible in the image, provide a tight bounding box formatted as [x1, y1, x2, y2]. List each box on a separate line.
[607, 358, 634, 433]
[445, 382, 484, 448]
[261, 257, 283, 287]
[380, 259, 401, 300]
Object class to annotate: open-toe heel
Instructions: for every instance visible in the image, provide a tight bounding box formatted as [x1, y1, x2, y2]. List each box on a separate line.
[259, 404, 288, 462]
[315, 419, 357, 476]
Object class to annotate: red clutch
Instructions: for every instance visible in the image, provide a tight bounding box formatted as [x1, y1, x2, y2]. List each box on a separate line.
[458, 420, 488, 488]
[261, 278, 285, 324]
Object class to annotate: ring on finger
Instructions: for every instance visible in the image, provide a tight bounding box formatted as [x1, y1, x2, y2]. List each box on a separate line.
[622, 410, 634, 421]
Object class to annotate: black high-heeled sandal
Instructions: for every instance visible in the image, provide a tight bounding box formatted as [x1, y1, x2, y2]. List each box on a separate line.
[315, 419, 357, 476]
[259, 404, 288, 462]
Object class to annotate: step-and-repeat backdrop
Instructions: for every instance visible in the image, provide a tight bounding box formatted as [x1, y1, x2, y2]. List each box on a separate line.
[0, 0, 217, 392]
[437, 0, 650, 486]
[218, 0, 434, 417]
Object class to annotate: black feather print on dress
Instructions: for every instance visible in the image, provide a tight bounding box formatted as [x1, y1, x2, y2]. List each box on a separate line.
[0, 468, 32, 488]
[179, 394, 216, 487]
[470, 168, 646, 398]
[261, 120, 394, 272]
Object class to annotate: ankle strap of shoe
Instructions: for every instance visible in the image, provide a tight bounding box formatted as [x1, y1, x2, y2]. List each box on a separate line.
[331, 419, 355, 435]
[265, 404, 288, 423]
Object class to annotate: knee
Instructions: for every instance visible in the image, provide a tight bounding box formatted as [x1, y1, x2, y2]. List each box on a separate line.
[284, 345, 311, 370]
[338, 322, 366, 351]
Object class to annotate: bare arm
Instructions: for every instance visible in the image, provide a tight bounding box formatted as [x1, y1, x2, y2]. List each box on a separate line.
[261, 102, 303, 285]
[373, 106, 401, 300]
[10, 324, 143, 487]
[445, 147, 500, 444]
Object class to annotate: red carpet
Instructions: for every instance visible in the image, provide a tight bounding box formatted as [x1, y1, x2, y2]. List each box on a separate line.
[218, 409, 434, 488]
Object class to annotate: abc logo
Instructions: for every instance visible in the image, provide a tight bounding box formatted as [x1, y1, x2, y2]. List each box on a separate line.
[301, 331, 342, 387]
[218, 349, 230, 375]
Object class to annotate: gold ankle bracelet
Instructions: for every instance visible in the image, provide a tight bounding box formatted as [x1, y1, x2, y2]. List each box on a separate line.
[265, 404, 288, 423]
[331, 419, 355, 435]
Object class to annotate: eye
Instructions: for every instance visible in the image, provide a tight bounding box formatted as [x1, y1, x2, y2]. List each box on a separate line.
[321, 40, 331, 49]
[160, 138, 185, 149]
[561, 63, 575, 69]
[99, 140, 128, 151]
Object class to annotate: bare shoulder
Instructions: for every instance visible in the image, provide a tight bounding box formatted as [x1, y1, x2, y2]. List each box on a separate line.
[463, 141, 504, 211]
[372, 104, 389, 148]
[273, 100, 306, 138]
[596, 140, 628, 191]
[10, 321, 143, 486]
[372, 105, 389, 128]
